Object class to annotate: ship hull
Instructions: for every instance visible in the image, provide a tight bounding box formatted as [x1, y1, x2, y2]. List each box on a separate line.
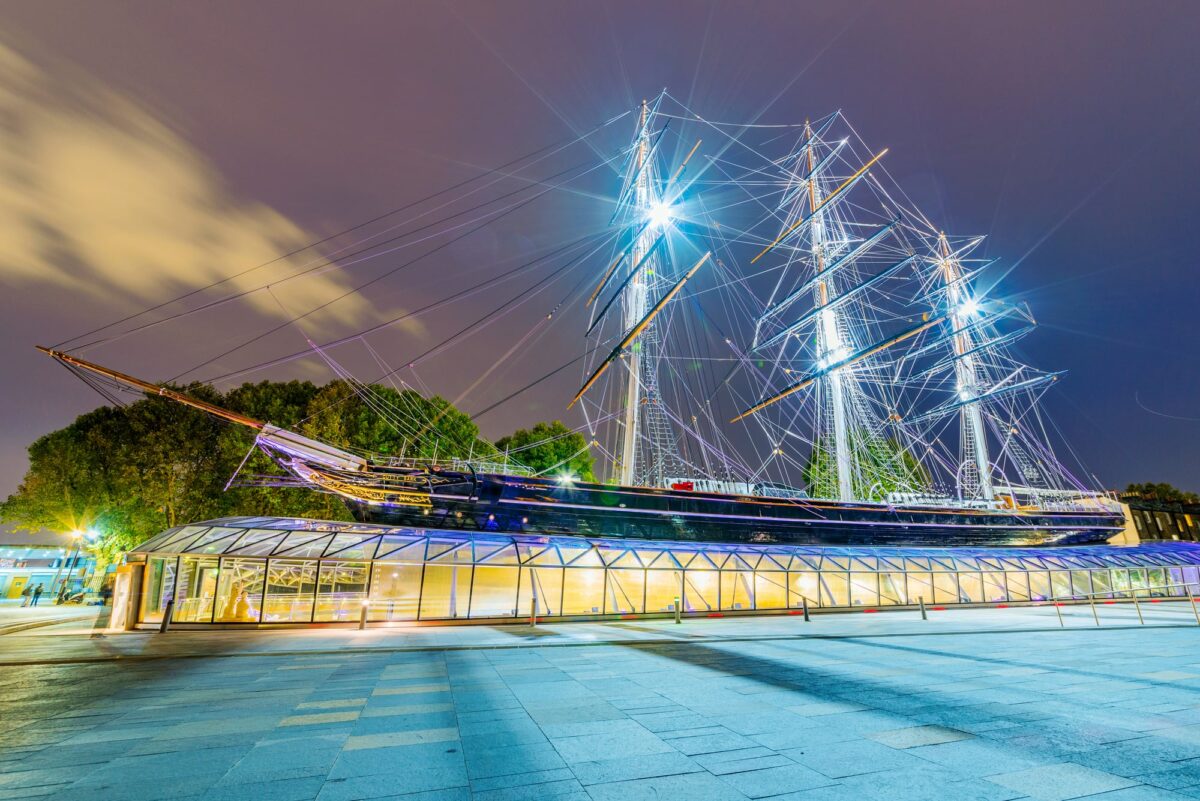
[329, 469, 1123, 548]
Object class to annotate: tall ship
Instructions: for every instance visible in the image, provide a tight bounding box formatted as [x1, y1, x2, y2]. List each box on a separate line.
[40, 94, 1124, 547]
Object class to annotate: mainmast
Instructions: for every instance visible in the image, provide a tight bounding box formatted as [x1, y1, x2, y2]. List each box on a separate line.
[937, 235, 994, 503]
[804, 123, 855, 502]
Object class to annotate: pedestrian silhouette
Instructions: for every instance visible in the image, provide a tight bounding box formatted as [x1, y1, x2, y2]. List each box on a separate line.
[31, 584, 44, 607]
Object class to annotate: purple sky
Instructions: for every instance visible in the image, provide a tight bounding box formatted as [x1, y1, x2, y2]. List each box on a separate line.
[2, 0, 1198, 498]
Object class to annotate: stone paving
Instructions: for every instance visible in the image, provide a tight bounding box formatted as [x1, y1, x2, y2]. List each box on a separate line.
[3, 606, 1200, 800]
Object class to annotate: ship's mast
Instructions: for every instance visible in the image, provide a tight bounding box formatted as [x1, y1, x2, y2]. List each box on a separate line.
[616, 100, 680, 487]
[618, 102, 652, 485]
[938, 234, 994, 503]
[805, 125, 854, 502]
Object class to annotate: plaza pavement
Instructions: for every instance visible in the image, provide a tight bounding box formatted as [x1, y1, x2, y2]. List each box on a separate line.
[2, 604, 1200, 800]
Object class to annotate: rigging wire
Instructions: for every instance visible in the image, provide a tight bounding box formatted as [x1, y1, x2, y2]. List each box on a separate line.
[54, 113, 630, 351]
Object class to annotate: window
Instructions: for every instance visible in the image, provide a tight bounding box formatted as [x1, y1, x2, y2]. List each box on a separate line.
[214, 559, 265, 622]
[174, 557, 219, 623]
[370, 563, 422, 621]
[315, 561, 369, 622]
[264, 560, 317, 622]
[140, 557, 176, 624]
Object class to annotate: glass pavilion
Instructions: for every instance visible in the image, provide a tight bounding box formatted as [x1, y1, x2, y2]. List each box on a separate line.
[128, 516, 1200, 626]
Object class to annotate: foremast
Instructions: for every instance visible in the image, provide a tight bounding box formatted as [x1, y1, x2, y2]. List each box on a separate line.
[615, 100, 679, 487]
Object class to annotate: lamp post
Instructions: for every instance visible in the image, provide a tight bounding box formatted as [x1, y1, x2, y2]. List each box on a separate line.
[57, 529, 98, 602]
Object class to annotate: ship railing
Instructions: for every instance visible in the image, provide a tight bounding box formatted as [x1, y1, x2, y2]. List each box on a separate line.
[375, 456, 533, 476]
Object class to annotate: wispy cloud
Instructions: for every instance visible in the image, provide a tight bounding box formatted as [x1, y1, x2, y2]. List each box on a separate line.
[0, 42, 382, 342]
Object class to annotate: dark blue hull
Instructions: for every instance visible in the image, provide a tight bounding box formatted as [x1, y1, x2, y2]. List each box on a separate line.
[343, 471, 1123, 547]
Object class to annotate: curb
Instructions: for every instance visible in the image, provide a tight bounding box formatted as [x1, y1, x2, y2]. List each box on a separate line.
[0, 614, 96, 636]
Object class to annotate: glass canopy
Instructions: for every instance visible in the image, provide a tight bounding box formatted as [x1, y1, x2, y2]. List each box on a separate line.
[129, 517, 1200, 626]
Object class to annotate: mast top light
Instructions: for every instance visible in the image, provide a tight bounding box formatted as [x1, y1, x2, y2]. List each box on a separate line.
[646, 200, 674, 229]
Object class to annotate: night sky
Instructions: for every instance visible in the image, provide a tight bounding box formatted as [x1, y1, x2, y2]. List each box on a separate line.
[2, 0, 1198, 498]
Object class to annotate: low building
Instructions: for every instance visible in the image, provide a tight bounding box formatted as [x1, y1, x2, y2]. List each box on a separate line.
[109, 515, 1200, 629]
[1123, 499, 1200, 543]
[0, 524, 95, 600]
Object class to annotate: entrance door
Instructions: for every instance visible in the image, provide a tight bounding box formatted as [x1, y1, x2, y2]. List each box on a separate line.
[6, 576, 28, 599]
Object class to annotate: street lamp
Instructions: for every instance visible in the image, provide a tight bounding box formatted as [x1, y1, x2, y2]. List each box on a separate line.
[56, 528, 98, 602]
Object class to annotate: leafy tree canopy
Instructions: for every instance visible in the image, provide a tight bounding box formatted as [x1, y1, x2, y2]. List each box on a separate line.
[0, 380, 501, 559]
[803, 433, 931, 502]
[1125, 482, 1199, 504]
[495, 420, 595, 482]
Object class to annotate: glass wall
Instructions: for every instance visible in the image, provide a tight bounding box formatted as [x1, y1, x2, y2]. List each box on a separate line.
[316, 561, 369, 622]
[141, 556, 176, 623]
[174, 556, 218, 622]
[214, 559, 265, 623]
[264, 560, 317, 622]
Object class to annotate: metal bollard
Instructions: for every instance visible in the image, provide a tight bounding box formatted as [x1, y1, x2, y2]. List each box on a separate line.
[674, 597, 681, 625]
[1191, 595, 1200, 626]
[1133, 594, 1144, 625]
[1054, 600, 1064, 628]
[1089, 594, 1100, 627]
[359, 601, 369, 630]
[530, 598, 537, 627]
[158, 598, 174, 634]
[802, 596, 811, 622]
[918, 596, 927, 621]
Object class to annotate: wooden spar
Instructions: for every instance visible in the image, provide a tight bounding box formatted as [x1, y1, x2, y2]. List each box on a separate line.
[669, 139, 703, 184]
[731, 314, 945, 423]
[586, 233, 667, 336]
[749, 148, 888, 265]
[35, 346, 265, 430]
[755, 254, 917, 352]
[569, 251, 711, 409]
[586, 222, 650, 307]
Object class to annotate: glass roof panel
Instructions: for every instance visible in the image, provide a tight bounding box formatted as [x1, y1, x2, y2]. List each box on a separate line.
[564, 548, 603, 568]
[235, 532, 289, 557]
[192, 527, 245, 554]
[323, 534, 378, 559]
[273, 533, 333, 558]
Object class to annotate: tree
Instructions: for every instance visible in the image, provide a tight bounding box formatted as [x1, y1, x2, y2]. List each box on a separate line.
[1125, 483, 1199, 504]
[803, 433, 930, 501]
[495, 421, 595, 481]
[0, 379, 501, 559]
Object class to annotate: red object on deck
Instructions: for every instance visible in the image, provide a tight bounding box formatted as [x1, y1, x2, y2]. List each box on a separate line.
[671, 481, 694, 491]
[707, 612, 725, 618]
[931, 606, 946, 611]
[862, 609, 878, 613]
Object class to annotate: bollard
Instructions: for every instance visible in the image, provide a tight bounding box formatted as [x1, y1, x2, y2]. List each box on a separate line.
[530, 598, 537, 627]
[359, 601, 369, 630]
[1192, 595, 1200, 626]
[1089, 594, 1100, 627]
[802, 596, 811, 622]
[674, 597, 681, 625]
[918, 596, 927, 621]
[158, 598, 174, 634]
[1054, 600, 1064, 628]
[1133, 594, 1144, 625]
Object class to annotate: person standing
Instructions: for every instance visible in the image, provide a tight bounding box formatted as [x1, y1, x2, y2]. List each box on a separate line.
[31, 584, 44, 607]
[19, 584, 31, 607]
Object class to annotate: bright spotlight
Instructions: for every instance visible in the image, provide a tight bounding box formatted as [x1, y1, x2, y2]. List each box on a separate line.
[958, 298, 980, 317]
[646, 201, 674, 229]
[557, 473, 576, 485]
